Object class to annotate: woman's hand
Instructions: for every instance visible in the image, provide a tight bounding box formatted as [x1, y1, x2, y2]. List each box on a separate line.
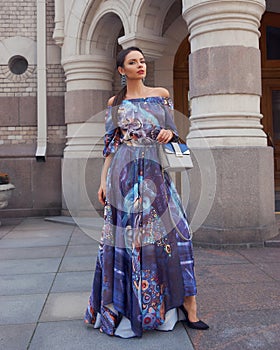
[156, 129, 173, 144]
[98, 184, 106, 206]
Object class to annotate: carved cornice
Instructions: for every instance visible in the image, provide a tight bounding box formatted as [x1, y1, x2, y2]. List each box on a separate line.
[118, 33, 169, 60]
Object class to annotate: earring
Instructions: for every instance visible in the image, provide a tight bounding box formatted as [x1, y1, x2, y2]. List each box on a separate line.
[121, 74, 127, 87]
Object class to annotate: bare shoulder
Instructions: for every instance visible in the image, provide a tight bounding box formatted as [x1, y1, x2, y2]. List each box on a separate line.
[107, 96, 116, 106]
[149, 87, 170, 98]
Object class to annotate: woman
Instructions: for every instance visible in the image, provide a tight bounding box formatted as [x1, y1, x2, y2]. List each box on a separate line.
[84, 47, 209, 338]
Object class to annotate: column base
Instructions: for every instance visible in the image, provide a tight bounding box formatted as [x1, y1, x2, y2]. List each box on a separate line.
[192, 223, 278, 249]
[187, 146, 278, 248]
[62, 157, 104, 218]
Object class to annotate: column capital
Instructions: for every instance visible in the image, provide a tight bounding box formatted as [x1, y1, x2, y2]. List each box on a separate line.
[61, 54, 114, 91]
[182, 0, 265, 51]
[118, 33, 169, 60]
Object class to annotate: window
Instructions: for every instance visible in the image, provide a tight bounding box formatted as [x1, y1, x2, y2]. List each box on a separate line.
[266, 26, 280, 60]
[8, 55, 28, 75]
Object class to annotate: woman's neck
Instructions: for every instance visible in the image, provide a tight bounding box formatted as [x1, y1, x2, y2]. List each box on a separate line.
[125, 80, 148, 99]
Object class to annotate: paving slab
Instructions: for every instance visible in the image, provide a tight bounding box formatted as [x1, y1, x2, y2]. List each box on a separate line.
[64, 243, 99, 257]
[196, 281, 280, 314]
[11, 217, 72, 231]
[0, 217, 279, 350]
[0, 273, 55, 296]
[0, 235, 70, 248]
[59, 256, 95, 272]
[0, 246, 66, 260]
[69, 230, 97, 246]
[0, 231, 7, 239]
[3, 229, 72, 240]
[196, 263, 275, 286]
[255, 262, 280, 281]
[195, 248, 248, 266]
[40, 292, 89, 322]
[51, 271, 94, 293]
[237, 247, 280, 263]
[0, 323, 36, 350]
[29, 320, 194, 350]
[0, 258, 61, 275]
[0, 226, 12, 239]
[0, 294, 47, 325]
[186, 309, 280, 350]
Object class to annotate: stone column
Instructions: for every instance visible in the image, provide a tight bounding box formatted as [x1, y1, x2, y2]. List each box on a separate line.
[61, 55, 114, 218]
[182, 0, 277, 247]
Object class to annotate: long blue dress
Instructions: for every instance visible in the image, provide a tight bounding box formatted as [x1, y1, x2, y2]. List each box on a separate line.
[84, 96, 197, 338]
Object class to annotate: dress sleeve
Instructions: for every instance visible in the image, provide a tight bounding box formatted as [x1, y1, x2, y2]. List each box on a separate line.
[163, 97, 179, 142]
[103, 106, 122, 157]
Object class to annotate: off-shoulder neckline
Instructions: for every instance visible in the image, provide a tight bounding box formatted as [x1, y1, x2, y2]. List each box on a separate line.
[122, 96, 170, 102]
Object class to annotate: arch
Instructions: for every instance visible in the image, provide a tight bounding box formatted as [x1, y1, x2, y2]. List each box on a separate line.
[78, 0, 130, 56]
[174, 36, 190, 114]
[162, 0, 182, 35]
[84, 12, 123, 56]
[132, 0, 177, 36]
[63, 0, 130, 57]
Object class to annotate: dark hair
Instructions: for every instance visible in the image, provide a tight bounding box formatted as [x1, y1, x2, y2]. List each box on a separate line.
[112, 47, 145, 114]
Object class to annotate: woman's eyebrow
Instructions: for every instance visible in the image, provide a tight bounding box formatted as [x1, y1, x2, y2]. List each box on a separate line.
[128, 57, 145, 62]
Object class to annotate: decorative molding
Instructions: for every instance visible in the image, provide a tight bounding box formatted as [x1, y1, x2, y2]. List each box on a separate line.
[61, 54, 114, 91]
[118, 33, 169, 59]
[182, 0, 266, 51]
[53, 0, 65, 47]
[0, 65, 36, 82]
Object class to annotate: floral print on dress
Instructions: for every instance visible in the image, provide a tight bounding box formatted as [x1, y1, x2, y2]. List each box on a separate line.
[85, 97, 196, 338]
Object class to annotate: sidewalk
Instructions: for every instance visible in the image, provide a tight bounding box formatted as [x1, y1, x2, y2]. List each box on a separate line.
[0, 217, 279, 350]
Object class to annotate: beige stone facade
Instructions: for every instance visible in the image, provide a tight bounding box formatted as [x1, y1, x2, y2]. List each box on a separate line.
[0, 0, 279, 246]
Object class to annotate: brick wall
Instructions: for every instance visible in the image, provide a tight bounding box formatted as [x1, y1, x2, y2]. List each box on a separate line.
[0, 126, 66, 146]
[0, 0, 37, 41]
[0, 0, 66, 123]
[47, 65, 66, 96]
[0, 65, 37, 97]
[47, 0, 55, 45]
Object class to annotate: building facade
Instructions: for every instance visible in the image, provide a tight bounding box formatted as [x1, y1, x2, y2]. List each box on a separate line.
[1, 0, 280, 247]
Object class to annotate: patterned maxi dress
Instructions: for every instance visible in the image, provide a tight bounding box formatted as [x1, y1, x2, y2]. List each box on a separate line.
[84, 96, 197, 338]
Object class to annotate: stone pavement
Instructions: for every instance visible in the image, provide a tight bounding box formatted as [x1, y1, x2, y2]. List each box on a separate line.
[0, 217, 279, 350]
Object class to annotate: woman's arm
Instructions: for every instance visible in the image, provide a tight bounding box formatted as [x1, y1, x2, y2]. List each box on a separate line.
[98, 153, 113, 206]
[152, 87, 175, 144]
[98, 96, 116, 205]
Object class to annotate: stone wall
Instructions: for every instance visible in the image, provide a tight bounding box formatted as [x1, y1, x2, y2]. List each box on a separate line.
[0, 0, 66, 218]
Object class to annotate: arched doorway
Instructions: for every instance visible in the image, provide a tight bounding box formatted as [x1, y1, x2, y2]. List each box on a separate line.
[260, 11, 280, 197]
[173, 36, 190, 140]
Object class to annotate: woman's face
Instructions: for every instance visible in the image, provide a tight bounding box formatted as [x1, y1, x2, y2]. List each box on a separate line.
[118, 50, 146, 81]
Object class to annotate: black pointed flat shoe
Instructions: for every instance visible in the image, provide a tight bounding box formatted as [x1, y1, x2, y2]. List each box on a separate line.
[179, 305, 209, 330]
